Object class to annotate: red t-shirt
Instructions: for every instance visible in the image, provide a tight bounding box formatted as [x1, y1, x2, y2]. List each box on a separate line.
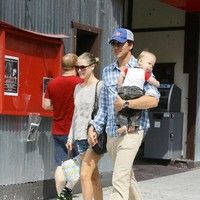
[45, 75, 82, 135]
[145, 71, 151, 80]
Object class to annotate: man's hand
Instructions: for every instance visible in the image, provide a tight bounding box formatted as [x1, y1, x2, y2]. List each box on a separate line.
[42, 95, 53, 111]
[66, 141, 73, 151]
[114, 95, 125, 112]
[87, 125, 98, 146]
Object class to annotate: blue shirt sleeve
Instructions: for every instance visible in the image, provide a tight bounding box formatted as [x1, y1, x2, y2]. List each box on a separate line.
[144, 83, 160, 99]
[90, 81, 108, 134]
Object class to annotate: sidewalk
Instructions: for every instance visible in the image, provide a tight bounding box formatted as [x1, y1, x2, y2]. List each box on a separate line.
[72, 168, 200, 200]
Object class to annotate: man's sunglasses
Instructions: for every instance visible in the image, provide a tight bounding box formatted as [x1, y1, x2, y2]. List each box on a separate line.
[110, 41, 125, 47]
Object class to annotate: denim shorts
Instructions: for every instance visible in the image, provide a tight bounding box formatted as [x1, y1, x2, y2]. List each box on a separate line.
[75, 139, 89, 154]
[53, 135, 69, 166]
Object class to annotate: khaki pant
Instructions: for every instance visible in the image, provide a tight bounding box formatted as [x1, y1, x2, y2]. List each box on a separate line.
[107, 130, 144, 200]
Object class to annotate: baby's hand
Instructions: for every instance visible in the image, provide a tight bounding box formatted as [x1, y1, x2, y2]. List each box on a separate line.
[120, 71, 126, 78]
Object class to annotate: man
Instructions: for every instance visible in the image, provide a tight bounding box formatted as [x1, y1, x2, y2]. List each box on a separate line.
[88, 28, 160, 200]
[42, 53, 82, 199]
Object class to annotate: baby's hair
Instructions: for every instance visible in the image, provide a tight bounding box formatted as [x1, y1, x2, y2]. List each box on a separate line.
[138, 49, 156, 62]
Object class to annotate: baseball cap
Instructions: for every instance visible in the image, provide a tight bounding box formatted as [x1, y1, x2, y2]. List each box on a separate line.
[109, 28, 134, 44]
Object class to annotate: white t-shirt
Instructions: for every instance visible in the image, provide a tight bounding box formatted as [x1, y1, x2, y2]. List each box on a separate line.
[122, 67, 147, 89]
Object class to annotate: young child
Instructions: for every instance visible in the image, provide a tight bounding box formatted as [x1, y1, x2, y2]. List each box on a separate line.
[117, 50, 160, 135]
[59, 154, 81, 199]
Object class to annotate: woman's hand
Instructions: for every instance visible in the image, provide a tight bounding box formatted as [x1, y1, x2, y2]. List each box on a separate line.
[87, 125, 98, 146]
[66, 141, 73, 151]
[114, 95, 125, 112]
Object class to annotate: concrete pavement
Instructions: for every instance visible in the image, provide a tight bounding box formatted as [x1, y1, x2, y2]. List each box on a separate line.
[72, 168, 200, 200]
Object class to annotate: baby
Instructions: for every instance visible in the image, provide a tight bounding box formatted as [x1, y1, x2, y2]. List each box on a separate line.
[117, 50, 160, 135]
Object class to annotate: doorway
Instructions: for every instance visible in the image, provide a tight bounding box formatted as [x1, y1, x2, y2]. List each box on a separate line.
[71, 22, 101, 77]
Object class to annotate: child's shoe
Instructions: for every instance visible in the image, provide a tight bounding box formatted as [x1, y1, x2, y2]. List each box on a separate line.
[57, 187, 72, 200]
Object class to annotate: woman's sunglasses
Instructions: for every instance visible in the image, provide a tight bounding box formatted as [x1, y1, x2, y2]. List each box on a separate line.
[75, 64, 91, 71]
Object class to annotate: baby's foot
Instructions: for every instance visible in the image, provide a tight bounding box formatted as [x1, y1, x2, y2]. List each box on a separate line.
[128, 126, 136, 133]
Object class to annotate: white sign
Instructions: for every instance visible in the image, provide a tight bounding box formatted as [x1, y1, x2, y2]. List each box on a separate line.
[4, 55, 19, 96]
[154, 121, 161, 128]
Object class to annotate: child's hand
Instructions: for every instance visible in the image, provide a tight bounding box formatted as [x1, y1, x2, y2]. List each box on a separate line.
[66, 141, 73, 151]
[120, 71, 126, 78]
[120, 67, 128, 77]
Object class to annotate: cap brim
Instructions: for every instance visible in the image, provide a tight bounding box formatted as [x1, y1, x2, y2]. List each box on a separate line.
[109, 37, 127, 44]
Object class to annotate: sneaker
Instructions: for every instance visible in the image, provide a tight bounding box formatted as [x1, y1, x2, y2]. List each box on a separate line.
[57, 187, 72, 200]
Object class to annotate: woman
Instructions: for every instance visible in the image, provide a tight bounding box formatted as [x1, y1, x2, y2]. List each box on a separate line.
[66, 52, 103, 200]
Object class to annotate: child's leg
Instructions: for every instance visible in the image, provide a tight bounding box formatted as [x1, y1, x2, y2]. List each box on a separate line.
[128, 111, 142, 133]
[117, 109, 129, 135]
[59, 154, 82, 200]
[55, 166, 66, 195]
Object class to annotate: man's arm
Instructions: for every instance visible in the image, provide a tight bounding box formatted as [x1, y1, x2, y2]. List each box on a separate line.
[114, 95, 158, 112]
[42, 95, 53, 110]
[129, 95, 159, 109]
[114, 82, 160, 111]
[88, 81, 108, 146]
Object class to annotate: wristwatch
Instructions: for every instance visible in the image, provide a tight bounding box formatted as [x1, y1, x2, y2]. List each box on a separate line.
[123, 100, 129, 109]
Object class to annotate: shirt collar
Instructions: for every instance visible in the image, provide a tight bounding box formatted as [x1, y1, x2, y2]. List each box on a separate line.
[111, 55, 137, 71]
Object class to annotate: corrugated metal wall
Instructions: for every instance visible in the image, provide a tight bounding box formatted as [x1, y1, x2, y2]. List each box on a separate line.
[0, 116, 54, 185]
[0, 115, 113, 185]
[0, 0, 123, 185]
[0, 0, 124, 70]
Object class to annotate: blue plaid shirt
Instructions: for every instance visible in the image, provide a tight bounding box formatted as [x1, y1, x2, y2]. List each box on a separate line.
[91, 55, 160, 137]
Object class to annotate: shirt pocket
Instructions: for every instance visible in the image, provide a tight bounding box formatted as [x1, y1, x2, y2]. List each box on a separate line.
[106, 81, 118, 97]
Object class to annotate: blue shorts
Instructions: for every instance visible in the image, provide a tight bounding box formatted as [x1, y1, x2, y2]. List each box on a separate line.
[53, 135, 69, 166]
[75, 139, 89, 154]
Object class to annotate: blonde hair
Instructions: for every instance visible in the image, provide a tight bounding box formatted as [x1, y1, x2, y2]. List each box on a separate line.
[138, 50, 156, 63]
[62, 53, 78, 71]
[78, 52, 100, 67]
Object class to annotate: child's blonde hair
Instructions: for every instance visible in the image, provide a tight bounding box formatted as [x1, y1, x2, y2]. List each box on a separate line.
[138, 50, 156, 63]
[62, 53, 78, 71]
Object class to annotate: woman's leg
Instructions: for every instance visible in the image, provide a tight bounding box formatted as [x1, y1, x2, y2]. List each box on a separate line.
[80, 148, 103, 200]
[92, 166, 103, 200]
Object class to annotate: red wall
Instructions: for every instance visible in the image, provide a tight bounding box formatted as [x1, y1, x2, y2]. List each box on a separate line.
[0, 27, 64, 116]
[161, 0, 200, 11]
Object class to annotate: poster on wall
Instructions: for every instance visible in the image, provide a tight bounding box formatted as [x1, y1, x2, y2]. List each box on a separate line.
[4, 55, 19, 96]
[43, 77, 53, 94]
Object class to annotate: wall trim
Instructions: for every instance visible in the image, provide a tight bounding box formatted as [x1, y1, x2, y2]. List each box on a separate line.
[129, 26, 185, 33]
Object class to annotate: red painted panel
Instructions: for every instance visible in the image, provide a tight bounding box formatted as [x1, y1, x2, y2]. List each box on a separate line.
[0, 22, 65, 116]
[0, 31, 5, 113]
[161, 0, 200, 12]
